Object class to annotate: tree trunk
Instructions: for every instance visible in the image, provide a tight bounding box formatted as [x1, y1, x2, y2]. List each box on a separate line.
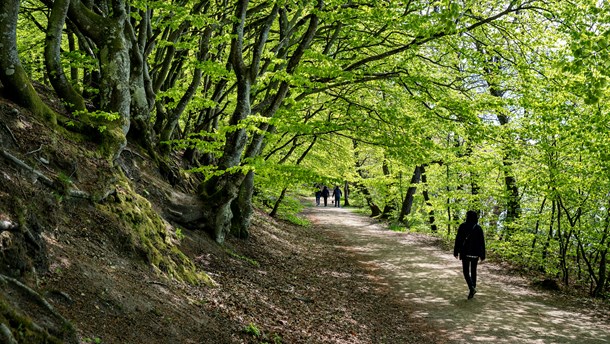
[353, 140, 381, 216]
[231, 170, 254, 239]
[269, 187, 287, 218]
[498, 114, 521, 237]
[202, 1, 318, 242]
[420, 165, 437, 231]
[343, 181, 350, 207]
[398, 165, 423, 223]
[269, 137, 317, 218]
[354, 182, 381, 217]
[0, 0, 56, 122]
[380, 159, 396, 218]
[67, 0, 132, 160]
[199, 0, 256, 243]
[45, 0, 86, 112]
[159, 26, 212, 146]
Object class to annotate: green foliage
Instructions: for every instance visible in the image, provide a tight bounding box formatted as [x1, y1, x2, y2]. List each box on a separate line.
[244, 322, 261, 337]
[175, 228, 185, 240]
[281, 213, 311, 227]
[72, 110, 121, 133]
[388, 222, 406, 233]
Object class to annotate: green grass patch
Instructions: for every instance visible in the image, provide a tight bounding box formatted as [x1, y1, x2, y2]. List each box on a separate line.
[224, 248, 260, 267]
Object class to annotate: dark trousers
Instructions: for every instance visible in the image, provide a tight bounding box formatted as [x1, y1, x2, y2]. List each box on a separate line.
[462, 257, 479, 289]
[334, 197, 341, 207]
[323, 196, 328, 206]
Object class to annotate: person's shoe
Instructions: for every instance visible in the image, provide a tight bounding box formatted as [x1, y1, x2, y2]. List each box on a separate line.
[468, 287, 475, 299]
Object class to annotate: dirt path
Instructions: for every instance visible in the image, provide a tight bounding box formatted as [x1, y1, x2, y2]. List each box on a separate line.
[303, 204, 610, 344]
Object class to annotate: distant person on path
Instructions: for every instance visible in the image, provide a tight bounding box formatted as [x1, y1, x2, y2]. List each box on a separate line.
[315, 187, 321, 206]
[321, 186, 330, 206]
[332, 186, 342, 207]
[453, 210, 486, 299]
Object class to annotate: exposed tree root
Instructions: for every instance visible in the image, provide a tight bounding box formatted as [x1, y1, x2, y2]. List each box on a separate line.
[0, 148, 115, 202]
[0, 273, 74, 332]
[0, 323, 18, 344]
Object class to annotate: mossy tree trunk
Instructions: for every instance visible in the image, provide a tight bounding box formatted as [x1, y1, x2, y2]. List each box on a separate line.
[66, 0, 153, 160]
[0, 0, 56, 123]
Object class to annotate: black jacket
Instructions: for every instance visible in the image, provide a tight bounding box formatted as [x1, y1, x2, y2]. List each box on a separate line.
[453, 222, 486, 260]
[321, 187, 330, 197]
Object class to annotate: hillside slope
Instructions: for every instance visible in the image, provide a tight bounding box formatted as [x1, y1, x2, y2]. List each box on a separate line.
[0, 94, 437, 343]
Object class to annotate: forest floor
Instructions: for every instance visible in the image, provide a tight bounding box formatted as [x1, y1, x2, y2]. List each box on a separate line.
[304, 203, 610, 344]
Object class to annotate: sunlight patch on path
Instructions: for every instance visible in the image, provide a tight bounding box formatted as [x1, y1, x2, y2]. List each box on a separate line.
[303, 204, 610, 344]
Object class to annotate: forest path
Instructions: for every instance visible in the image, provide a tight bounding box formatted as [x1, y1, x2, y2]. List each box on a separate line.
[302, 203, 610, 344]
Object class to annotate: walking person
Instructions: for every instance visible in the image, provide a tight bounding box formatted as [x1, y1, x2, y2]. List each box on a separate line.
[315, 187, 321, 206]
[453, 210, 486, 299]
[332, 186, 342, 207]
[321, 186, 330, 206]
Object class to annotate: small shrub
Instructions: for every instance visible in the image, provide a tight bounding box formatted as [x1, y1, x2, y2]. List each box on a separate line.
[244, 322, 261, 337]
[175, 228, 185, 240]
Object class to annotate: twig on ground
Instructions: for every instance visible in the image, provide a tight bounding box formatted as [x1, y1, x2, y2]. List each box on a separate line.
[25, 144, 43, 155]
[148, 280, 169, 287]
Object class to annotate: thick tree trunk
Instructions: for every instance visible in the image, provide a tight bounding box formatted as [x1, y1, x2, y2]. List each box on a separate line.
[199, 0, 254, 243]
[67, 0, 132, 160]
[398, 165, 423, 223]
[343, 181, 350, 207]
[0, 0, 56, 122]
[231, 170, 254, 238]
[127, 10, 156, 156]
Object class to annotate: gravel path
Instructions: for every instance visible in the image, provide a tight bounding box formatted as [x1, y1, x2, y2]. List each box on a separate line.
[303, 204, 610, 344]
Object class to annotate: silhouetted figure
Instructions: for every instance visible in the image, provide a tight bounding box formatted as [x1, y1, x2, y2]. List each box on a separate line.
[315, 187, 321, 206]
[332, 186, 342, 207]
[454, 210, 486, 299]
[321, 186, 330, 206]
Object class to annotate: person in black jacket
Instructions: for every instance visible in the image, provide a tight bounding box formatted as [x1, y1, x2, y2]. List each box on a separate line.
[331, 186, 342, 207]
[454, 210, 486, 299]
[321, 186, 330, 206]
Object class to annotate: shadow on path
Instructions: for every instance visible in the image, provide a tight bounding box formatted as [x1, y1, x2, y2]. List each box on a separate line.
[303, 204, 610, 344]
